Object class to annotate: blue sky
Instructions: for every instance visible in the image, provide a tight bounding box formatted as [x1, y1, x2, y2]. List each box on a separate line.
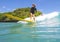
[0, 0, 60, 13]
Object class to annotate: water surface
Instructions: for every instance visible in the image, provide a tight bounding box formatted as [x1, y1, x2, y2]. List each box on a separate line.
[0, 13, 60, 42]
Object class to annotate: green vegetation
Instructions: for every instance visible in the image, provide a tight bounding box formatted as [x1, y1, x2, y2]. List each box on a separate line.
[0, 7, 42, 22]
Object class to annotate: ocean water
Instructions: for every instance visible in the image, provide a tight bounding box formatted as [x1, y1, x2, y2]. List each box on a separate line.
[0, 12, 60, 42]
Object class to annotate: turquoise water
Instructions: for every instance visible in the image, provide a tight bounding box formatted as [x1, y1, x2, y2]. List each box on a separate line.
[0, 14, 60, 42]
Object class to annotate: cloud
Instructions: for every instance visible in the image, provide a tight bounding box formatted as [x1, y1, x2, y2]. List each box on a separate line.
[2, 6, 6, 8]
[12, 9, 16, 11]
[0, 10, 1, 11]
[7, 9, 10, 10]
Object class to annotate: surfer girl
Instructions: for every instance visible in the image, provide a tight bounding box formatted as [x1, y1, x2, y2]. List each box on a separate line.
[30, 4, 37, 21]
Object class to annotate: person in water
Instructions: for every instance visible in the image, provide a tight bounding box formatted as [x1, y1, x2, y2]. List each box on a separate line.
[30, 4, 37, 21]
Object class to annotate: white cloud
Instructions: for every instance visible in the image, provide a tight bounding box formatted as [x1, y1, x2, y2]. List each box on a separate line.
[12, 9, 16, 10]
[7, 9, 10, 10]
[2, 6, 6, 8]
[0, 10, 1, 11]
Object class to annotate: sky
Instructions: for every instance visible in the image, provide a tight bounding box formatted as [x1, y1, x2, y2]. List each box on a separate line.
[0, 0, 60, 13]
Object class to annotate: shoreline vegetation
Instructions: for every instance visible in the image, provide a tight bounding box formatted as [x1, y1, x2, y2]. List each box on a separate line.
[0, 7, 42, 22]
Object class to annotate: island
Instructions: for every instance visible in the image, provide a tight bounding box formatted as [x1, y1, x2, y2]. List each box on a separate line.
[0, 7, 42, 22]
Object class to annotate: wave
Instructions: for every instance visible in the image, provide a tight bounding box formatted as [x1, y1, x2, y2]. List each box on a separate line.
[18, 11, 60, 24]
[25, 11, 59, 22]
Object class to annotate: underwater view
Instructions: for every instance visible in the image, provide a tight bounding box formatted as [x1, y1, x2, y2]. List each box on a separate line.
[0, 12, 60, 42]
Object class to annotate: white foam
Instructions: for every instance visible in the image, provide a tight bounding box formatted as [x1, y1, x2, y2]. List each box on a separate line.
[17, 11, 59, 23]
[25, 11, 59, 22]
[32, 31, 58, 33]
[17, 21, 27, 23]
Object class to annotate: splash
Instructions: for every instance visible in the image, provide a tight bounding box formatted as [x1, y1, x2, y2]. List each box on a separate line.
[25, 11, 59, 22]
[18, 11, 59, 24]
